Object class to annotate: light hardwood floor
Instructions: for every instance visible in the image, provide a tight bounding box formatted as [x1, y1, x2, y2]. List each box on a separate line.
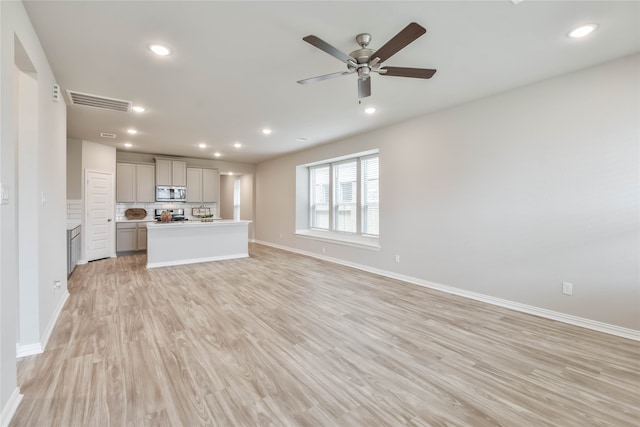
[11, 243, 640, 426]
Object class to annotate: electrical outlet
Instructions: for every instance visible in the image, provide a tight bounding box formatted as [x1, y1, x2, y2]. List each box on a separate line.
[395, 255, 400, 263]
[279, 233, 283, 239]
[322, 247, 326, 254]
[53, 280, 61, 291]
[562, 281, 573, 296]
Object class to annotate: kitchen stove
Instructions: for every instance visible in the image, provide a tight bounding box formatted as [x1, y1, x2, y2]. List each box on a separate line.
[154, 208, 188, 222]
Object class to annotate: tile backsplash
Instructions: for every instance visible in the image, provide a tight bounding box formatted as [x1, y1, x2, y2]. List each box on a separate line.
[115, 202, 218, 222]
[67, 199, 82, 221]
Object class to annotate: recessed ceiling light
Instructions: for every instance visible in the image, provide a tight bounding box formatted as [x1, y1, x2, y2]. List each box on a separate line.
[262, 128, 272, 135]
[124, 143, 133, 148]
[214, 152, 221, 157]
[296, 137, 309, 142]
[148, 44, 172, 56]
[364, 107, 376, 114]
[126, 129, 137, 135]
[198, 143, 207, 149]
[568, 24, 598, 38]
[233, 142, 242, 148]
[132, 106, 145, 113]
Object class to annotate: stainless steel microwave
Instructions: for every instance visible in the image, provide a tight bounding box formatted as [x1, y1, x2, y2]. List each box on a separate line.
[156, 186, 187, 202]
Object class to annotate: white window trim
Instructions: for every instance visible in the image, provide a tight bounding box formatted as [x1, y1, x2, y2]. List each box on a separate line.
[295, 229, 381, 251]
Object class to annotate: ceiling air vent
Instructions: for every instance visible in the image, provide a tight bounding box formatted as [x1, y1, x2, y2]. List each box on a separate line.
[66, 90, 131, 112]
[100, 133, 116, 139]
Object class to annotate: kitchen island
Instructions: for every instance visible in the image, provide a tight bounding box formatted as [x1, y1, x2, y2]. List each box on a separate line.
[146, 220, 251, 268]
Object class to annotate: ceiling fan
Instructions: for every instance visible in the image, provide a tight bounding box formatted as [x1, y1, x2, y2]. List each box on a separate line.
[297, 22, 437, 99]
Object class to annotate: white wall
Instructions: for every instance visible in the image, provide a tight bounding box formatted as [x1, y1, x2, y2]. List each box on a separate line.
[240, 174, 255, 241]
[0, 0, 67, 420]
[255, 54, 640, 332]
[82, 140, 116, 174]
[66, 138, 82, 199]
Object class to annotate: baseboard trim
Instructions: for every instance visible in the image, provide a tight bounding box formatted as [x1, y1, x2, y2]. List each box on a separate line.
[15, 291, 69, 359]
[253, 240, 640, 341]
[16, 342, 42, 358]
[40, 291, 69, 352]
[0, 388, 23, 427]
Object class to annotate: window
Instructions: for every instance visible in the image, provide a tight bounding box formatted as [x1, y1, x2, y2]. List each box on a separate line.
[310, 166, 329, 229]
[308, 152, 379, 238]
[334, 161, 357, 233]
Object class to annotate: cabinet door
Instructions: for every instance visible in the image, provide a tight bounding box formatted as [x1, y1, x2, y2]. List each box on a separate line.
[172, 161, 187, 186]
[186, 168, 203, 203]
[202, 169, 219, 203]
[116, 228, 137, 252]
[137, 226, 147, 250]
[155, 159, 172, 186]
[136, 164, 155, 202]
[116, 163, 136, 202]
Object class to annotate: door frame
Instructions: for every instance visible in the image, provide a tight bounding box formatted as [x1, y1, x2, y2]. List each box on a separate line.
[82, 169, 115, 263]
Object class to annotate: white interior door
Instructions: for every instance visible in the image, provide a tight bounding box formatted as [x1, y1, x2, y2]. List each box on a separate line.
[86, 170, 113, 261]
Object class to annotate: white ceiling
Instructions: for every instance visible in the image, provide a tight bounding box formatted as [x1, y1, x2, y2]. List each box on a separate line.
[23, 1, 640, 164]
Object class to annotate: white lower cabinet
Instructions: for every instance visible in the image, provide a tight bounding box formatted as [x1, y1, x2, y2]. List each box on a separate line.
[116, 222, 148, 253]
[137, 227, 147, 250]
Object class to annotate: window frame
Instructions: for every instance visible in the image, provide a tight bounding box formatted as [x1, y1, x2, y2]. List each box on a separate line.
[307, 152, 379, 241]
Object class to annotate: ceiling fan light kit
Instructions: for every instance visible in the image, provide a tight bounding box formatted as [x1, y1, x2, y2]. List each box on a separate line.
[298, 22, 437, 99]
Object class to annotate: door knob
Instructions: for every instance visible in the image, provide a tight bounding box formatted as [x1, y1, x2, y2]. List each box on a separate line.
[107, 218, 112, 222]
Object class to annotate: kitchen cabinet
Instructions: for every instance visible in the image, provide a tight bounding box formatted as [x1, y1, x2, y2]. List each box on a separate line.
[67, 225, 81, 276]
[136, 164, 155, 202]
[116, 222, 148, 253]
[187, 167, 219, 203]
[155, 158, 187, 186]
[137, 227, 147, 250]
[186, 168, 202, 203]
[202, 168, 219, 203]
[116, 162, 155, 203]
[116, 163, 135, 202]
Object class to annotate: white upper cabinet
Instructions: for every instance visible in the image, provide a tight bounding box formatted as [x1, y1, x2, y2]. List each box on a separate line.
[186, 167, 219, 203]
[155, 158, 187, 186]
[136, 164, 156, 202]
[172, 161, 187, 186]
[202, 168, 219, 203]
[186, 168, 203, 203]
[117, 162, 156, 203]
[116, 163, 136, 202]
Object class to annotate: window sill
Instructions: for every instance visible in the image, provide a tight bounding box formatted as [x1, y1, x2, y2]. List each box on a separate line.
[295, 229, 380, 251]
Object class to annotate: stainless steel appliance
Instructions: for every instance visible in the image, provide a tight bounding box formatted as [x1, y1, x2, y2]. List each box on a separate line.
[156, 185, 187, 202]
[154, 208, 188, 222]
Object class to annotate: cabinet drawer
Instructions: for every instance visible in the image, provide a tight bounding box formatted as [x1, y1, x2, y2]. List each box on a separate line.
[116, 222, 137, 229]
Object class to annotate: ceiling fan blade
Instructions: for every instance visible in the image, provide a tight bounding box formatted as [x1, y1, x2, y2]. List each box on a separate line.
[303, 35, 354, 64]
[379, 67, 437, 79]
[358, 78, 371, 98]
[297, 71, 352, 85]
[371, 22, 426, 64]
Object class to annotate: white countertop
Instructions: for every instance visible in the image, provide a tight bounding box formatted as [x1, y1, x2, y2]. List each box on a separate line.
[146, 219, 251, 229]
[67, 221, 81, 230]
[116, 219, 155, 223]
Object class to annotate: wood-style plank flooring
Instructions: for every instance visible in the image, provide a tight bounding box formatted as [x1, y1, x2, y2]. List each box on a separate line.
[11, 243, 640, 426]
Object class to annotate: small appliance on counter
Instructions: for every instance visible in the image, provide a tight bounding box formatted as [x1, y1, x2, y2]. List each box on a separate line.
[156, 185, 187, 202]
[154, 208, 188, 222]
